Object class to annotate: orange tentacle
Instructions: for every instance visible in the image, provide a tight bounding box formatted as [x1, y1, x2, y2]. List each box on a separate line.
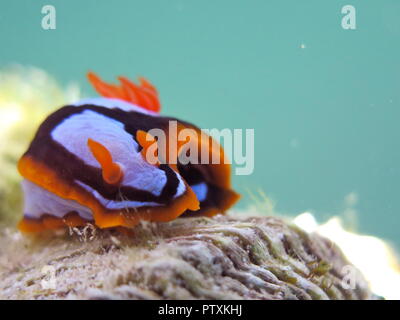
[139, 77, 158, 94]
[141, 88, 160, 112]
[118, 76, 159, 112]
[118, 77, 140, 105]
[87, 72, 124, 99]
[87, 138, 123, 185]
[118, 76, 149, 109]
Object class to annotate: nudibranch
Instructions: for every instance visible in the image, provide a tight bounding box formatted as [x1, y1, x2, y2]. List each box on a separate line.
[17, 72, 240, 232]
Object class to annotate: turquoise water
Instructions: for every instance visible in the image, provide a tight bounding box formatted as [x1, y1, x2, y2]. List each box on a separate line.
[1, 1, 399, 248]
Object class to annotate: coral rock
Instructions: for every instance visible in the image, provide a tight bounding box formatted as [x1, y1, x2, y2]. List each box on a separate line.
[0, 215, 374, 299]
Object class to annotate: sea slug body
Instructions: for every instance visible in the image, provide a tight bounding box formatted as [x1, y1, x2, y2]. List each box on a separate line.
[17, 72, 240, 232]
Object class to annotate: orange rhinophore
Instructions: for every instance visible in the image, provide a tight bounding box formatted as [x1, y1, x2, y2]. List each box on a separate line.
[87, 138, 124, 185]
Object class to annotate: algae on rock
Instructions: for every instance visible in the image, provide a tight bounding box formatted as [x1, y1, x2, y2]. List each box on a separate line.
[0, 66, 80, 224]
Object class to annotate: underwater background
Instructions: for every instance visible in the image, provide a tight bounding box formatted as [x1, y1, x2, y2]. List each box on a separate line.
[0, 0, 399, 250]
